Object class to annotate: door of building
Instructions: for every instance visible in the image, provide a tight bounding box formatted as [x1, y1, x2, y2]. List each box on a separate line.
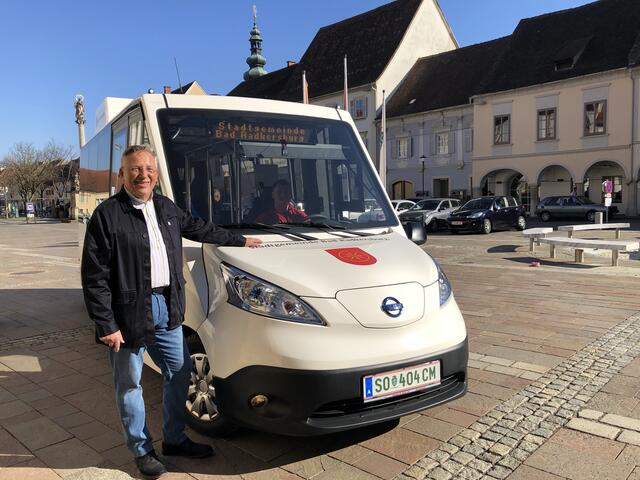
[433, 178, 449, 198]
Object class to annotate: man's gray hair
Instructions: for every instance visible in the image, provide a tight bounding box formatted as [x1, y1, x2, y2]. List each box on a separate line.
[122, 144, 155, 158]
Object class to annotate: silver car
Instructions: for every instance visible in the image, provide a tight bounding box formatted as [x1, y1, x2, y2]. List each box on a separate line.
[399, 198, 462, 231]
[535, 196, 609, 222]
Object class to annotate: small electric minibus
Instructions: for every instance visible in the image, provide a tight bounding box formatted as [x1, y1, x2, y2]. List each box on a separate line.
[80, 94, 468, 436]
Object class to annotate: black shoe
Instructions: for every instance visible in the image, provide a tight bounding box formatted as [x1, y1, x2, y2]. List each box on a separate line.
[162, 437, 214, 458]
[135, 450, 167, 479]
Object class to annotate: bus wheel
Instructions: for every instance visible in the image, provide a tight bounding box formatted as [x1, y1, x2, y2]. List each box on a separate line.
[185, 342, 236, 436]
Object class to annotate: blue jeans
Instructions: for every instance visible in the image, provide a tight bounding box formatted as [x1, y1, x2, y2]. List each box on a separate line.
[109, 292, 191, 457]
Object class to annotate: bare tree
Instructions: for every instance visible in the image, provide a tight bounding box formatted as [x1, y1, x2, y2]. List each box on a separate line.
[1, 142, 51, 212]
[42, 140, 77, 203]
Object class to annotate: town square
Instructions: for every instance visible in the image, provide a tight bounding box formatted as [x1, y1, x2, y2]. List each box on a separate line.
[2, 1, 640, 479]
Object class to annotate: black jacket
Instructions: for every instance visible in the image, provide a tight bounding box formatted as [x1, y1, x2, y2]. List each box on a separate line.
[81, 188, 246, 348]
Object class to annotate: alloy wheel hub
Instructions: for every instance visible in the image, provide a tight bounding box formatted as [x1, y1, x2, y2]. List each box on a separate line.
[186, 353, 219, 422]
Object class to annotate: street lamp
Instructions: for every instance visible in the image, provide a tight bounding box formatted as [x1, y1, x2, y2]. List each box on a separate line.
[419, 155, 426, 197]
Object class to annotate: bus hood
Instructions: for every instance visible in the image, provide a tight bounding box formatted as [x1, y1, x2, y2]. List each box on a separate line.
[209, 232, 437, 298]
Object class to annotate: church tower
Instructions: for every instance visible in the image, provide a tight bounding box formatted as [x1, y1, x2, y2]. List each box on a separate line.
[243, 5, 268, 81]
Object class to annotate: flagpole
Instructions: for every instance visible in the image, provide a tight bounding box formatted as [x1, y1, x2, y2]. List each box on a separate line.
[302, 70, 308, 104]
[343, 55, 349, 111]
[380, 89, 387, 192]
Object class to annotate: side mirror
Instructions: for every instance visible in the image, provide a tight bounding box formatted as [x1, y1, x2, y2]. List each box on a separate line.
[403, 221, 427, 246]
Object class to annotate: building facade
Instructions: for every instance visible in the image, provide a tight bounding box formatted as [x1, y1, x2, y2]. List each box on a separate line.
[470, 0, 640, 216]
[381, 38, 507, 200]
[229, 0, 458, 165]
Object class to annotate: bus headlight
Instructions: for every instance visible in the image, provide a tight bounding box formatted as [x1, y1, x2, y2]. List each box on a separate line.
[434, 261, 452, 306]
[221, 264, 326, 325]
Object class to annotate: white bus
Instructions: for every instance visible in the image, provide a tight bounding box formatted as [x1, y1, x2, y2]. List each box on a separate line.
[80, 94, 468, 436]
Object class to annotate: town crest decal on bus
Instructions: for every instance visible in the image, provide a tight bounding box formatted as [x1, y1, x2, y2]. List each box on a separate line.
[325, 248, 377, 266]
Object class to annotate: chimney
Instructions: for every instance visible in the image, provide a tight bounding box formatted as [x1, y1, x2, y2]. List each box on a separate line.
[287, 60, 297, 67]
[164, 86, 172, 94]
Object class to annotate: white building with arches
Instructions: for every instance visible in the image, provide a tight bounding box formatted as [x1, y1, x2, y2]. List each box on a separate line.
[471, 0, 640, 216]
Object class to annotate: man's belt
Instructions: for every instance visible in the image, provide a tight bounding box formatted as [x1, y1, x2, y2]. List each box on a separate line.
[152, 286, 169, 295]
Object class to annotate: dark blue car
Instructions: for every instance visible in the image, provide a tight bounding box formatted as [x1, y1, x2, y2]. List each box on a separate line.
[447, 196, 527, 234]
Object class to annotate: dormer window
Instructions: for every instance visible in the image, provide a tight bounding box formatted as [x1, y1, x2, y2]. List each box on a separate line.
[554, 58, 574, 71]
[553, 36, 592, 71]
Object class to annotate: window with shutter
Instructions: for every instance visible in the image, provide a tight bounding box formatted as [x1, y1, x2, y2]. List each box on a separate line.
[397, 137, 409, 159]
[464, 128, 473, 152]
[435, 131, 449, 154]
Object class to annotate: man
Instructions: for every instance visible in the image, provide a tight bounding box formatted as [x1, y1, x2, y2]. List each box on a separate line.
[81, 145, 261, 479]
[255, 179, 309, 224]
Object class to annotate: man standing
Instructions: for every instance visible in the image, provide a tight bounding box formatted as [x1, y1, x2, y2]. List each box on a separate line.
[81, 145, 261, 479]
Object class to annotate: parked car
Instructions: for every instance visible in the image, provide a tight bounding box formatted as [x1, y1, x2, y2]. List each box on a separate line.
[447, 196, 527, 234]
[391, 199, 416, 214]
[535, 196, 613, 222]
[399, 198, 462, 232]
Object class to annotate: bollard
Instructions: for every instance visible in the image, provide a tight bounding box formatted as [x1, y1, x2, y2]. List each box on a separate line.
[594, 212, 603, 224]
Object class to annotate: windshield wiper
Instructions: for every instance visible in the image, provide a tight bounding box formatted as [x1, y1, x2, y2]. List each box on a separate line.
[282, 222, 374, 237]
[224, 223, 316, 241]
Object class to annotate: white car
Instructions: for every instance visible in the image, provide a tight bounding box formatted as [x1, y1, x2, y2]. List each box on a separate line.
[400, 198, 462, 232]
[80, 94, 468, 436]
[391, 199, 416, 214]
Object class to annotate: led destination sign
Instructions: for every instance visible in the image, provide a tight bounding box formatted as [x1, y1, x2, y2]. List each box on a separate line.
[215, 121, 307, 143]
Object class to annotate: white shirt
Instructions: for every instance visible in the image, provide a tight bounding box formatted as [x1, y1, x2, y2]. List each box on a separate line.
[125, 188, 171, 288]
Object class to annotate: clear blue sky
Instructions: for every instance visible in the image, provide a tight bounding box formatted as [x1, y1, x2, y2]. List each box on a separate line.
[0, 0, 592, 159]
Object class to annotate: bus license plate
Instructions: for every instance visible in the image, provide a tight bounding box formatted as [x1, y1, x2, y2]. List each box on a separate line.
[362, 360, 441, 402]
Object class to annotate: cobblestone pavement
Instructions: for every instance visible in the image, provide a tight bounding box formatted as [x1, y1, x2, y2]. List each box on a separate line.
[0, 221, 639, 479]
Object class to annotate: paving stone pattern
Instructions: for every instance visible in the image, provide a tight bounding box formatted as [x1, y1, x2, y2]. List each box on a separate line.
[0, 326, 94, 353]
[566, 409, 640, 446]
[467, 353, 547, 382]
[397, 311, 640, 480]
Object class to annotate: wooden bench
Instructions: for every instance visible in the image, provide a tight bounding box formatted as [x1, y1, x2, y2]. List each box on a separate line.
[557, 223, 630, 239]
[538, 236, 639, 266]
[522, 227, 554, 252]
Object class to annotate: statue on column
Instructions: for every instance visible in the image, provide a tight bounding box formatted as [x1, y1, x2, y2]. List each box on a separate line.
[74, 95, 85, 126]
[74, 94, 86, 148]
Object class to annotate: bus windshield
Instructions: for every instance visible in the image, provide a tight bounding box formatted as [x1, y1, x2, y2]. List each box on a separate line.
[157, 109, 395, 228]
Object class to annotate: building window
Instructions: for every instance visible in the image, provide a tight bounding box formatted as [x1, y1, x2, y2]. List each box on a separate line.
[359, 131, 368, 148]
[435, 132, 449, 154]
[349, 97, 367, 119]
[537, 108, 556, 140]
[585, 101, 606, 135]
[396, 137, 410, 159]
[464, 128, 473, 152]
[494, 115, 511, 145]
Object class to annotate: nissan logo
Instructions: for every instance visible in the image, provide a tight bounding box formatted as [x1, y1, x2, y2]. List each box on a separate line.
[381, 297, 403, 318]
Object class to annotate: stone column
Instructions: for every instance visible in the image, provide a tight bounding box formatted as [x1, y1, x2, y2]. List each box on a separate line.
[528, 183, 538, 216]
[625, 177, 637, 217]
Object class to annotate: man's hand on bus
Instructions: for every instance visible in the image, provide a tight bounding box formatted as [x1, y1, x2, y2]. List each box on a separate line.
[245, 238, 263, 248]
[99, 330, 125, 352]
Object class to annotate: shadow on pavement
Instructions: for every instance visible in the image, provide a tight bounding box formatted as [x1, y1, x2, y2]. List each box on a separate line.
[0, 288, 399, 478]
[487, 245, 521, 253]
[506, 256, 598, 269]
